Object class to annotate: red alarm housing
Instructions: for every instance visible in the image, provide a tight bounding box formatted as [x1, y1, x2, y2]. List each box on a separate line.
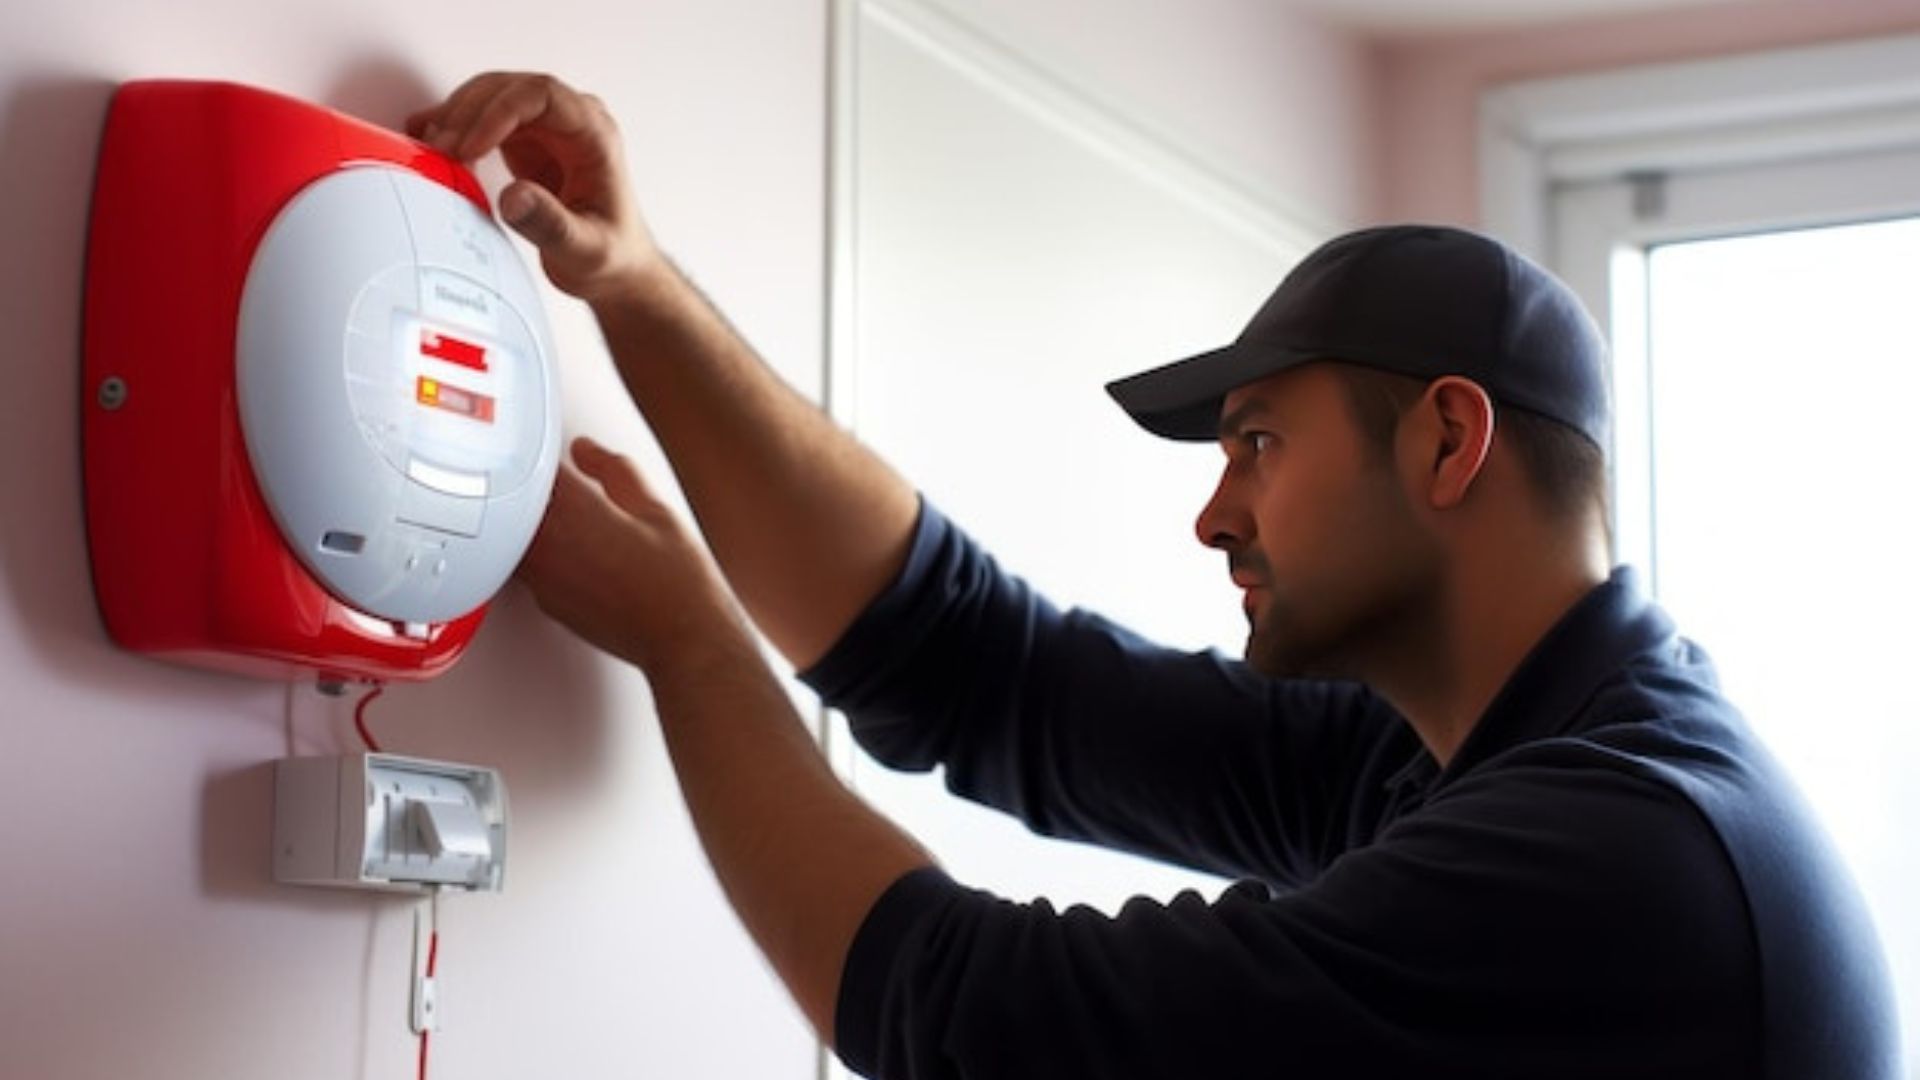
[82, 81, 561, 683]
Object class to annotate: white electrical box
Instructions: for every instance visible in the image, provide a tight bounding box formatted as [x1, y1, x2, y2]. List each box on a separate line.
[274, 752, 507, 892]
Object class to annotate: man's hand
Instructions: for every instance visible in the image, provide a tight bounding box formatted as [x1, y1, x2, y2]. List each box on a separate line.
[406, 73, 660, 306]
[518, 437, 936, 1044]
[415, 71, 920, 673]
[426, 73, 940, 1040]
[517, 436, 748, 674]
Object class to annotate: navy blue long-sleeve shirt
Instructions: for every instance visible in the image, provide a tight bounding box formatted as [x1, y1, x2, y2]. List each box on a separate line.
[801, 500, 1899, 1079]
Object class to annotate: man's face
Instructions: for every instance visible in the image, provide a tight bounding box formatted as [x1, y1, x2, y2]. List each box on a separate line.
[1196, 363, 1440, 679]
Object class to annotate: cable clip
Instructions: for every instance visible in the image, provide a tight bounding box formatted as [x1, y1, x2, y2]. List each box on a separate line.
[410, 888, 442, 1034]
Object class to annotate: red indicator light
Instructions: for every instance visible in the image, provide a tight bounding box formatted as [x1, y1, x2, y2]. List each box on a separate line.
[420, 329, 489, 372]
[416, 376, 496, 424]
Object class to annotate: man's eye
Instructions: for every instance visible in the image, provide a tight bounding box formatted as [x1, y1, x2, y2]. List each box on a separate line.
[1248, 432, 1276, 454]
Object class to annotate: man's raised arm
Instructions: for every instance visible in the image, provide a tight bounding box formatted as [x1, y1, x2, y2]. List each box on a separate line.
[408, 71, 918, 669]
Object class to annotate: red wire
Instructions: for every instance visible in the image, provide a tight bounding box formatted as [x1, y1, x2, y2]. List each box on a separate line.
[418, 930, 440, 1080]
[353, 685, 385, 753]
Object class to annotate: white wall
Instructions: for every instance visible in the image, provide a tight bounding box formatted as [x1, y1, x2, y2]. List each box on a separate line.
[0, 1, 1376, 1077]
[949, 0, 1382, 229]
[0, 2, 823, 1077]
[838, 0, 1308, 918]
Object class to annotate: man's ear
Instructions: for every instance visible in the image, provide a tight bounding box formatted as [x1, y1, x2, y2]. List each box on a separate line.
[1413, 376, 1495, 511]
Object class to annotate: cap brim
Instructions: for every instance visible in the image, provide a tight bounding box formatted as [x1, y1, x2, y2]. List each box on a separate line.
[1105, 343, 1318, 441]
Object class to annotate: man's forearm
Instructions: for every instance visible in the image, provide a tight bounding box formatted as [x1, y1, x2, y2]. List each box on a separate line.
[589, 264, 920, 670]
[645, 622, 934, 1042]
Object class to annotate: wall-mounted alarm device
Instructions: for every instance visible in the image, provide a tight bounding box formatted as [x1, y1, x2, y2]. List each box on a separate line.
[83, 80, 562, 683]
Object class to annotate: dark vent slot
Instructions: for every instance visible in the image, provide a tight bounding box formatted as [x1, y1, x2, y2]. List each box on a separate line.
[319, 530, 366, 555]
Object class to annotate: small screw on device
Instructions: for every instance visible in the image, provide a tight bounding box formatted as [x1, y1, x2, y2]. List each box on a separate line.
[97, 377, 128, 410]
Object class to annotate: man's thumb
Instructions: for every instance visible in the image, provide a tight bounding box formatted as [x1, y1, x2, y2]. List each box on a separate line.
[571, 437, 655, 516]
[498, 181, 572, 249]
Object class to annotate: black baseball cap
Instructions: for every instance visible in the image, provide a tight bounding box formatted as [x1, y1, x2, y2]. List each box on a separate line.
[1106, 224, 1611, 450]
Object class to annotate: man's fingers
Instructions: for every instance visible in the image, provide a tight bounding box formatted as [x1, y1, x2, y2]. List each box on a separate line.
[402, 107, 434, 138]
[498, 180, 574, 248]
[453, 74, 600, 164]
[437, 73, 526, 159]
[545, 456, 595, 506]
[407, 71, 509, 146]
[570, 437, 657, 518]
[409, 73, 613, 165]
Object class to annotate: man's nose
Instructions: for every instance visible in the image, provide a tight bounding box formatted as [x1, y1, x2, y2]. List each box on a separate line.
[1195, 469, 1247, 551]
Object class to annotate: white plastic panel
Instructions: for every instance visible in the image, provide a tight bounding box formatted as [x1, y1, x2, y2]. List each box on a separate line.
[236, 165, 561, 624]
[273, 752, 507, 893]
[363, 755, 504, 888]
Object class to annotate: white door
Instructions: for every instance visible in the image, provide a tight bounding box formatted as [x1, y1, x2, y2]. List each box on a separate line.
[828, 0, 1326, 918]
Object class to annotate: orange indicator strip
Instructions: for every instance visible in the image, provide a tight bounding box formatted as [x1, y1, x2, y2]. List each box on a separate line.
[415, 376, 496, 423]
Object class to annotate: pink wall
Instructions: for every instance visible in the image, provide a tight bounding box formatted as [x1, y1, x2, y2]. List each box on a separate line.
[0, 3, 828, 1078]
[36, 0, 1920, 1073]
[1376, 0, 1920, 226]
[0, 1, 1374, 1077]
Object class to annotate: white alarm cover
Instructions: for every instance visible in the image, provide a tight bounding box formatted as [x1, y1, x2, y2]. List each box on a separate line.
[237, 165, 561, 624]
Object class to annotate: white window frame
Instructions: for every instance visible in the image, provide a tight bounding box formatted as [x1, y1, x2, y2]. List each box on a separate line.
[1479, 32, 1920, 573]
[1480, 32, 1920, 264]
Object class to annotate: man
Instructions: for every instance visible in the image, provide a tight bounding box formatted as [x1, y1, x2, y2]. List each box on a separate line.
[408, 73, 1898, 1078]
